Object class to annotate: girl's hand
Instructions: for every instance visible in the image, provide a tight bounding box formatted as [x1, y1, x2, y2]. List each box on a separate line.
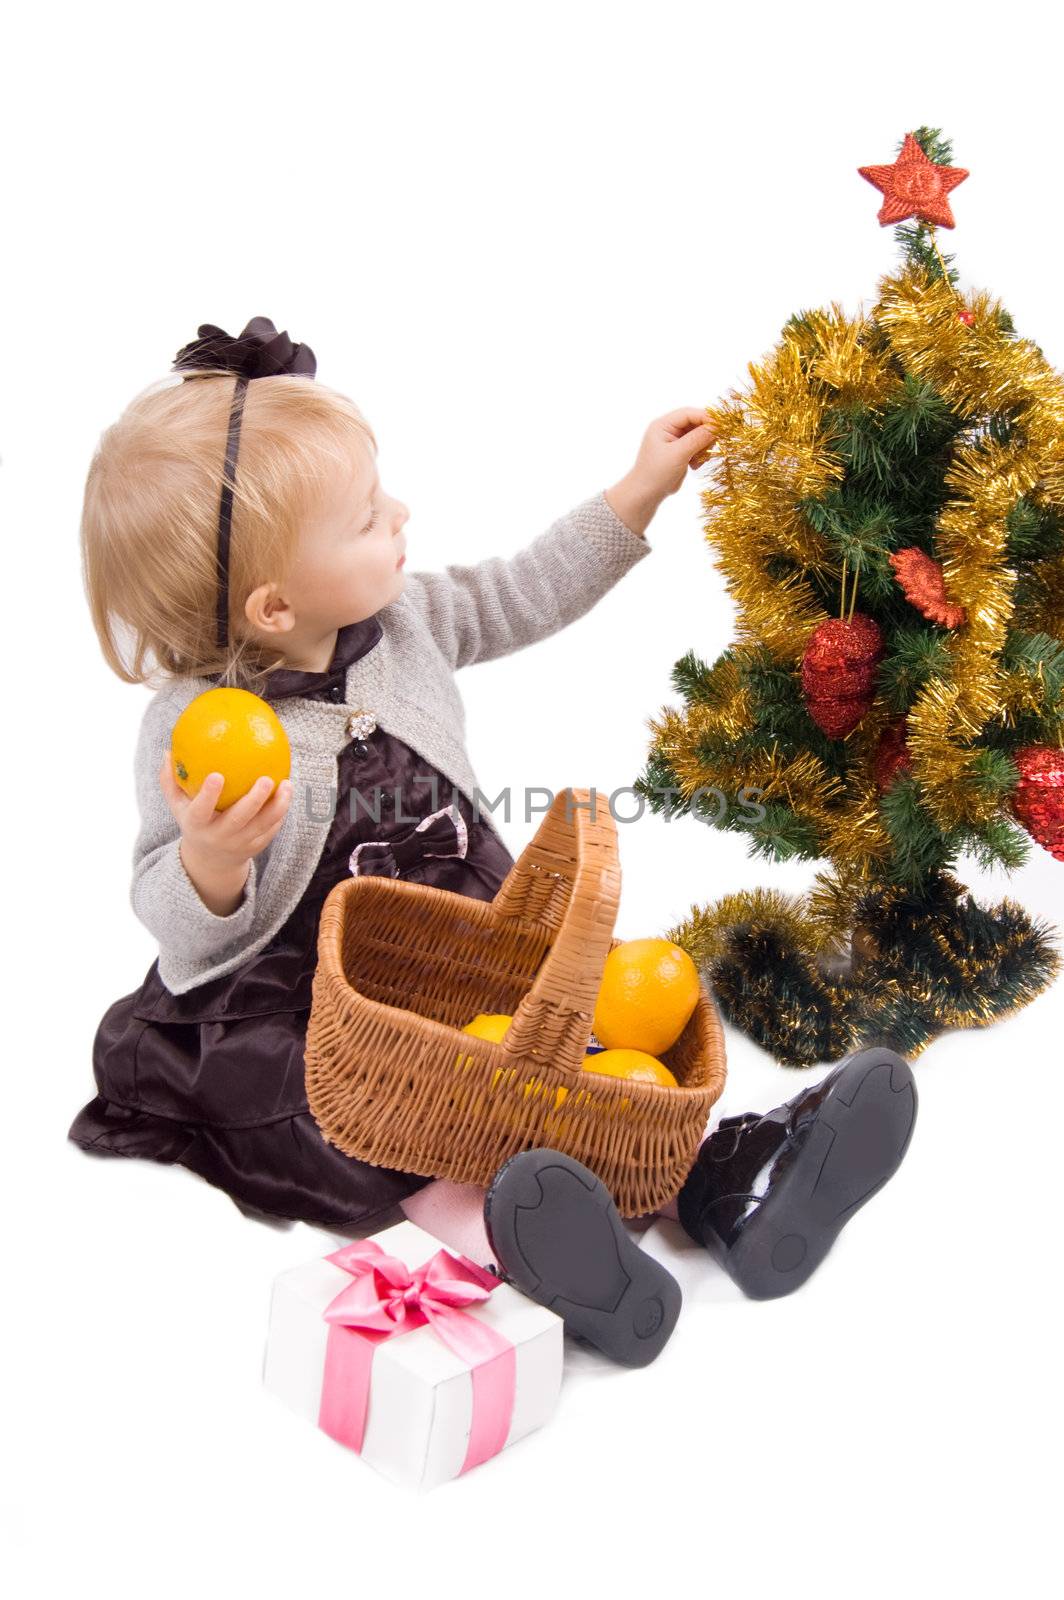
[157, 752, 291, 883]
[604, 407, 717, 537]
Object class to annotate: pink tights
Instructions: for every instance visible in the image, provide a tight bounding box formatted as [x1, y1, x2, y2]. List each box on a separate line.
[400, 1176, 681, 1268]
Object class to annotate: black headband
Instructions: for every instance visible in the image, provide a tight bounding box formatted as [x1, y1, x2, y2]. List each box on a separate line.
[172, 317, 317, 652]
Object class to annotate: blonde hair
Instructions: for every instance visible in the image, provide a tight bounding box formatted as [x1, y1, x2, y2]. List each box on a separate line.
[81, 371, 377, 692]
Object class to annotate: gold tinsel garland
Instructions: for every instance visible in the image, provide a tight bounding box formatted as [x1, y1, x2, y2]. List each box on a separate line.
[664, 888, 836, 970]
[700, 322, 852, 659]
[875, 266, 1064, 822]
[646, 703, 846, 839]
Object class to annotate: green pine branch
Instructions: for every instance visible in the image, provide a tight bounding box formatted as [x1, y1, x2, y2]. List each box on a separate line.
[735, 802, 823, 863]
[877, 626, 952, 713]
[669, 648, 722, 706]
[879, 374, 957, 455]
[879, 778, 953, 887]
[1006, 498, 1064, 564]
[959, 818, 1031, 874]
[633, 748, 691, 819]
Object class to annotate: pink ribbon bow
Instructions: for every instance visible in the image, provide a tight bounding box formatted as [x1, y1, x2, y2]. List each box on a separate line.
[317, 1239, 516, 1474]
[348, 803, 469, 879]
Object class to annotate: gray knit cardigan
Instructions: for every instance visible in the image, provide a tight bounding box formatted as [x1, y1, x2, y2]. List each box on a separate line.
[130, 490, 651, 994]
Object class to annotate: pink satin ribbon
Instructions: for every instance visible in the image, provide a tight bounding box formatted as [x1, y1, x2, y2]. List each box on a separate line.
[317, 1239, 517, 1475]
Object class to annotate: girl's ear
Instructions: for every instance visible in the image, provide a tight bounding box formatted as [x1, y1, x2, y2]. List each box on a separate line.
[244, 582, 295, 639]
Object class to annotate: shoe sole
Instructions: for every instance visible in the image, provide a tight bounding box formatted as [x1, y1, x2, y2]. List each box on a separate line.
[483, 1149, 682, 1367]
[722, 1047, 918, 1301]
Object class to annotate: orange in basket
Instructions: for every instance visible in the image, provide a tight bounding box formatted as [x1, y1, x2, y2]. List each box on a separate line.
[304, 787, 727, 1217]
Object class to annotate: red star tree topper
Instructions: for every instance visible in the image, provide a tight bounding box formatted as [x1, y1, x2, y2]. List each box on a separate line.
[858, 131, 969, 228]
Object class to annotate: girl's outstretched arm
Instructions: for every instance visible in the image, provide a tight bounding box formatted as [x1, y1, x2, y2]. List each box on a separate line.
[401, 409, 714, 672]
[400, 489, 650, 672]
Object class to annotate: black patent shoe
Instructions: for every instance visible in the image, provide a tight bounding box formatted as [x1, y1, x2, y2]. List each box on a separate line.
[676, 1046, 918, 1300]
[483, 1149, 682, 1367]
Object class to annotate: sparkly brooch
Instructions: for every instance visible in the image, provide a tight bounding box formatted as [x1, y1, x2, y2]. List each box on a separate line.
[347, 710, 378, 741]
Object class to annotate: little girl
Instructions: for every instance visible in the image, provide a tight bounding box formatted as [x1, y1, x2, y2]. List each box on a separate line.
[67, 316, 716, 1229]
[70, 319, 918, 1364]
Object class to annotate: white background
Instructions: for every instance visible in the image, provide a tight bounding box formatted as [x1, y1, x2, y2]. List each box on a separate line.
[3, 3, 1059, 1595]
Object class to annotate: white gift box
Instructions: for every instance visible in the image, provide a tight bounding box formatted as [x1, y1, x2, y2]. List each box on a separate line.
[263, 1219, 563, 1489]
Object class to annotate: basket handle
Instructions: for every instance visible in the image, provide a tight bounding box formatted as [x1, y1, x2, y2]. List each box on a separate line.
[492, 788, 620, 1066]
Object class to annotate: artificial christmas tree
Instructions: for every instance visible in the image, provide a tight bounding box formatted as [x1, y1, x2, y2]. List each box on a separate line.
[637, 127, 1064, 1064]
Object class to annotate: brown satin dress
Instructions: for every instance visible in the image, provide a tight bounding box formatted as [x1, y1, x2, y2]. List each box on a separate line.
[68, 615, 516, 1226]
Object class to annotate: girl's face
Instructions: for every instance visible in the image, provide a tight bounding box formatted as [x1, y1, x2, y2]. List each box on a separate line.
[285, 447, 409, 629]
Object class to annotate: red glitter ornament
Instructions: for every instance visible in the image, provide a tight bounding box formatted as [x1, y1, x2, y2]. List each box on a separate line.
[801, 614, 885, 739]
[890, 547, 968, 629]
[858, 132, 969, 229]
[874, 718, 913, 792]
[958, 310, 975, 325]
[1011, 746, 1064, 862]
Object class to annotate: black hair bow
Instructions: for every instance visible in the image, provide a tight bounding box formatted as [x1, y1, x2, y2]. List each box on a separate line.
[172, 316, 316, 380]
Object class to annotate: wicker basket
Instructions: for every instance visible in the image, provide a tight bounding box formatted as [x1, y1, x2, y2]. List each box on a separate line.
[304, 787, 727, 1217]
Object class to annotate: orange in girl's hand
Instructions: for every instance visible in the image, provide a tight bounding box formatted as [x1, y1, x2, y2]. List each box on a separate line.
[170, 688, 291, 811]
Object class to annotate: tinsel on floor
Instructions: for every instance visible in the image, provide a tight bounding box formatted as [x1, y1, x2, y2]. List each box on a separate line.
[663, 874, 1059, 1065]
